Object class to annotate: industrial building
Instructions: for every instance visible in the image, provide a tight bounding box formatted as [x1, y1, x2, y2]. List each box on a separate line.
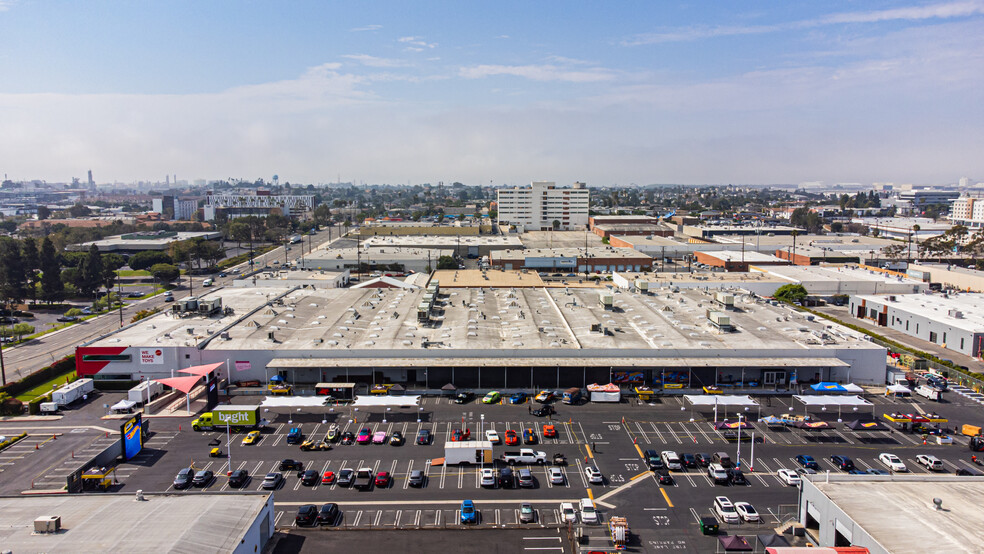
[694, 250, 789, 272]
[69, 230, 222, 253]
[681, 224, 801, 239]
[849, 292, 984, 357]
[358, 220, 493, 236]
[591, 224, 674, 239]
[798, 475, 984, 554]
[298, 246, 454, 274]
[490, 247, 653, 273]
[76, 281, 885, 391]
[907, 263, 984, 292]
[496, 181, 589, 231]
[0, 492, 274, 553]
[202, 192, 316, 221]
[232, 269, 350, 289]
[614, 265, 926, 299]
[610, 233, 894, 262]
[360, 235, 523, 258]
[775, 246, 860, 266]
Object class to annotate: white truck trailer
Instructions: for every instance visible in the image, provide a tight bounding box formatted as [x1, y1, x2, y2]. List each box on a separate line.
[51, 378, 94, 407]
[128, 380, 164, 405]
[444, 441, 494, 465]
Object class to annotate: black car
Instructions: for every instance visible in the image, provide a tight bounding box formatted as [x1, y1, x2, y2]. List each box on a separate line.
[280, 459, 303, 471]
[532, 405, 555, 417]
[56, 316, 78, 322]
[416, 429, 431, 445]
[295, 504, 318, 526]
[695, 453, 712, 467]
[728, 469, 748, 486]
[830, 455, 854, 471]
[318, 503, 340, 525]
[956, 468, 980, 476]
[228, 469, 249, 487]
[453, 392, 474, 404]
[390, 431, 404, 446]
[681, 453, 698, 468]
[498, 467, 514, 488]
[644, 449, 664, 471]
[300, 469, 319, 486]
[341, 432, 356, 445]
[656, 471, 673, 485]
[192, 469, 214, 487]
[173, 467, 194, 489]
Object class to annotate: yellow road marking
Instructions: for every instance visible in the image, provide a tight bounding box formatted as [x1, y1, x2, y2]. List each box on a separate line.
[629, 470, 651, 481]
[585, 444, 594, 459]
[634, 443, 644, 457]
[587, 488, 594, 500]
[660, 487, 674, 508]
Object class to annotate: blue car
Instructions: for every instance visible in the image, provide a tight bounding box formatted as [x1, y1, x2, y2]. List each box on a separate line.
[509, 392, 527, 404]
[460, 500, 477, 524]
[795, 455, 819, 470]
[286, 427, 302, 444]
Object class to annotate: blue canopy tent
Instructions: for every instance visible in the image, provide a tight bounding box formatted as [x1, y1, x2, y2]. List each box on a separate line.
[811, 382, 847, 393]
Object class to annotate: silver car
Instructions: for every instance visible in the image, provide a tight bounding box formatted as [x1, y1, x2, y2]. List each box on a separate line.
[337, 468, 354, 486]
[261, 472, 283, 490]
[548, 467, 564, 485]
[519, 503, 535, 523]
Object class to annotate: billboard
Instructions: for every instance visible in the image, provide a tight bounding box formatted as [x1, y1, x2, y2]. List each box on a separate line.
[120, 413, 143, 460]
[139, 348, 164, 365]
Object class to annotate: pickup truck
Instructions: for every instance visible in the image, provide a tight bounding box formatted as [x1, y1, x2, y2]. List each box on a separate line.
[352, 467, 374, 490]
[501, 448, 548, 465]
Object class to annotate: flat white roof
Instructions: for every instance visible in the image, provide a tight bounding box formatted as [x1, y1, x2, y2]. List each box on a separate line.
[701, 250, 786, 263]
[855, 292, 984, 333]
[684, 395, 758, 406]
[793, 395, 872, 406]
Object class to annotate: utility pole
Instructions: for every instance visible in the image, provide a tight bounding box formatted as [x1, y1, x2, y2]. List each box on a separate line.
[117, 272, 124, 327]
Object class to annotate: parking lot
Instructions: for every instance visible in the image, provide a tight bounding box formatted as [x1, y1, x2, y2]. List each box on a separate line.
[4, 386, 983, 552]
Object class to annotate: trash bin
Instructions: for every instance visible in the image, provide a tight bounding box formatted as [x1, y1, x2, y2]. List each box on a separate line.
[700, 517, 719, 536]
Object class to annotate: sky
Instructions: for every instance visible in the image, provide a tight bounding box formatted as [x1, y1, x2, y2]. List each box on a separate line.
[0, 0, 982, 186]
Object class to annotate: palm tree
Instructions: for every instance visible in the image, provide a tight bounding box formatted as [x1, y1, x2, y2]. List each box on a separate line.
[790, 230, 799, 263]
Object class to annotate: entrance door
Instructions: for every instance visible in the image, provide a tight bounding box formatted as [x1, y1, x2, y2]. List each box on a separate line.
[763, 371, 786, 386]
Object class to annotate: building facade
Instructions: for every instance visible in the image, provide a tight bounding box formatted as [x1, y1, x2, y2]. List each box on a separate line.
[949, 196, 984, 228]
[496, 181, 589, 231]
[203, 192, 316, 221]
[849, 293, 984, 357]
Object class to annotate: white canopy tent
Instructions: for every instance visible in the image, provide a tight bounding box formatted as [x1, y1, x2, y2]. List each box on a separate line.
[683, 395, 760, 421]
[886, 383, 911, 397]
[841, 383, 864, 394]
[792, 394, 874, 419]
[110, 399, 137, 413]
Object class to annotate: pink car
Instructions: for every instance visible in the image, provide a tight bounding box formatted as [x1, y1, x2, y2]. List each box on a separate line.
[372, 431, 387, 444]
[356, 428, 372, 444]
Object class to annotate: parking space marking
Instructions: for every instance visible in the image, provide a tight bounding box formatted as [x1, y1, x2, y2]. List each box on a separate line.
[663, 423, 683, 445]
[635, 422, 651, 444]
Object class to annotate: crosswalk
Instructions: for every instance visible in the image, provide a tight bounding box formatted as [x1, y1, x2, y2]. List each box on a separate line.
[950, 385, 984, 406]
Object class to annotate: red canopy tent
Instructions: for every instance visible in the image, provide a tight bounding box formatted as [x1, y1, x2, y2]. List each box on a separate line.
[178, 362, 223, 377]
[155, 375, 202, 394]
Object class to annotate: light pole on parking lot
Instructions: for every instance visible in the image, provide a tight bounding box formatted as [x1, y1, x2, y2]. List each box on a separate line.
[735, 413, 743, 470]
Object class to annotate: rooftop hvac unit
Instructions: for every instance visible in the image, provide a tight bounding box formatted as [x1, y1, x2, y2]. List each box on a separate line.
[34, 515, 61, 533]
[220, 332, 230, 340]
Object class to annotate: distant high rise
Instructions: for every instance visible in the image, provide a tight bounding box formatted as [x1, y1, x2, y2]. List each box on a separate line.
[959, 177, 972, 188]
[87, 170, 94, 188]
[496, 181, 590, 231]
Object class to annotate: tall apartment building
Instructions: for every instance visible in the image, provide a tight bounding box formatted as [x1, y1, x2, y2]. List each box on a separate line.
[152, 195, 199, 221]
[202, 192, 316, 221]
[950, 196, 984, 228]
[496, 181, 589, 231]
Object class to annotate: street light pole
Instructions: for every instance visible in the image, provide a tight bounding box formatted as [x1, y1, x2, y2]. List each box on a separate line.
[736, 413, 742, 470]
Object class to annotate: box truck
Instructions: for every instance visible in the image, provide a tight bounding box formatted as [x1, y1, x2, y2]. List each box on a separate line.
[915, 385, 942, 401]
[128, 381, 164, 405]
[51, 378, 94, 407]
[192, 405, 263, 432]
[444, 441, 494, 465]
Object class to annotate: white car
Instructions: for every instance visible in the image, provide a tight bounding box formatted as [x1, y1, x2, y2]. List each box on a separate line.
[584, 466, 604, 484]
[480, 468, 496, 487]
[485, 430, 501, 444]
[734, 502, 760, 523]
[548, 467, 565, 485]
[879, 453, 908, 472]
[916, 454, 944, 471]
[777, 469, 801, 486]
[560, 502, 578, 523]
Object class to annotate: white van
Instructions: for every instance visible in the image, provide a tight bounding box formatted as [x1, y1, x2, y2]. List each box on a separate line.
[202, 278, 214, 287]
[579, 498, 598, 524]
[661, 450, 682, 470]
[708, 463, 729, 484]
[714, 496, 740, 524]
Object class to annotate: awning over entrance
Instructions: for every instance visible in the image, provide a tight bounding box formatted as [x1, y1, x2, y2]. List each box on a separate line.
[178, 362, 224, 377]
[266, 356, 850, 369]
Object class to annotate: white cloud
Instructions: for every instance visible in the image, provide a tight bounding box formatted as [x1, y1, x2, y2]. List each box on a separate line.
[350, 24, 382, 32]
[341, 54, 408, 68]
[398, 36, 437, 49]
[0, 0, 17, 12]
[622, 0, 984, 45]
[459, 64, 615, 83]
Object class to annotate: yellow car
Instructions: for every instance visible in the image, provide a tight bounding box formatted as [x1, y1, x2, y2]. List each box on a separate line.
[242, 430, 261, 445]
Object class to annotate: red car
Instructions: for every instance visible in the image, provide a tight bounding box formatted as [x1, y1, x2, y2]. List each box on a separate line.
[374, 471, 390, 487]
[451, 428, 471, 442]
[321, 471, 336, 485]
[504, 430, 519, 446]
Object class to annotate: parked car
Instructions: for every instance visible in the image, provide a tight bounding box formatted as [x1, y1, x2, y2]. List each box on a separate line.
[453, 392, 474, 404]
[532, 405, 555, 417]
[735, 502, 760, 522]
[695, 453, 712, 467]
[372, 431, 387, 445]
[681, 453, 698, 468]
[579, 498, 598, 524]
[390, 431, 404, 446]
[728, 469, 748, 486]
[510, 392, 528, 404]
[520, 502, 536, 523]
[523, 428, 538, 444]
[548, 467, 564, 485]
[865, 468, 891, 476]
[484, 429, 501, 443]
[300, 470, 319, 486]
[714, 496, 740, 524]
[481, 468, 496, 487]
[374, 471, 390, 487]
[356, 428, 372, 444]
[242, 430, 261, 445]
[916, 454, 944, 471]
[560, 502, 577, 523]
[56, 315, 78, 322]
[879, 453, 908, 472]
[415, 429, 431, 445]
[295, 504, 318, 526]
[482, 391, 501, 404]
[408, 469, 425, 487]
[518, 469, 534, 488]
[498, 467, 515, 488]
[535, 390, 555, 403]
[173, 468, 194, 489]
[585, 466, 604, 484]
[830, 455, 855, 471]
[543, 425, 557, 438]
[777, 469, 801, 486]
[321, 471, 336, 485]
[340, 432, 355, 445]
[656, 470, 674, 485]
[192, 470, 214, 487]
[228, 469, 249, 488]
[337, 468, 354, 486]
[279, 459, 303, 471]
[317, 503, 339, 525]
[261, 472, 283, 489]
[795, 454, 819, 470]
[504, 430, 519, 445]
[460, 500, 477, 524]
[644, 449, 665, 471]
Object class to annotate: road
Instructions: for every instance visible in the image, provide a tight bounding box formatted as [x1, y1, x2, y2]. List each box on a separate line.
[0, 229, 341, 386]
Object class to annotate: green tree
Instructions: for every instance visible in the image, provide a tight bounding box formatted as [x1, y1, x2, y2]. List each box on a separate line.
[39, 237, 64, 303]
[150, 263, 180, 286]
[11, 322, 34, 339]
[227, 221, 251, 249]
[79, 244, 103, 297]
[436, 255, 457, 270]
[0, 237, 27, 308]
[68, 203, 92, 217]
[22, 237, 40, 304]
[774, 284, 808, 303]
[36, 205, 51, 220]
[128, 250, 173, 271]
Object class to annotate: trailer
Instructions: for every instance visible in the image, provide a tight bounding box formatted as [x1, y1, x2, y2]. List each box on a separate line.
[51, 378, 94, 407]
[609, 516, 629, 550]
[128, 381, 164, 405]
[587, 383, 621, 403]
[444, 441, 494, 465]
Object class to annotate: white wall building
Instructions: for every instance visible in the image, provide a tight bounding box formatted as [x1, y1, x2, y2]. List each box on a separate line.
[949, 196, 984, 228]
[203, 193, 315, 221]
[496, 181, 589, 231]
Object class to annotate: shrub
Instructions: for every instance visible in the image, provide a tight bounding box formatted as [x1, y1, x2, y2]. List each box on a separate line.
[0, 433, 27, 449]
